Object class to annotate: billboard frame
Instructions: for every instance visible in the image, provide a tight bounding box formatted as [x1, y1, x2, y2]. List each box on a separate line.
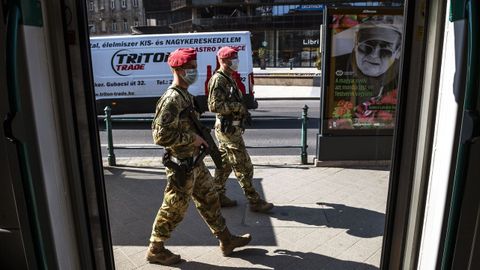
[320, 6, 404, 136]
[317, 6, 404, 161]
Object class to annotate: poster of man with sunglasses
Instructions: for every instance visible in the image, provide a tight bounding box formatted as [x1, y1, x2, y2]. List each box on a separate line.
[325, 12, 403, 131]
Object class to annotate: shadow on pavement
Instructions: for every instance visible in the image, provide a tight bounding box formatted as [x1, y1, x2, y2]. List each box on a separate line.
[266, 203, 384, 238]
[105, 171, 275, 247]
[105, 166, 166, 176]
[234, 248, 378, 270]
[168, 248, 377, 270]
[252, 163, 310, 169]
[168, 261, 259, 270]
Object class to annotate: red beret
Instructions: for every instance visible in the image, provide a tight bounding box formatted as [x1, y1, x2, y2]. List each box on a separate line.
[217, 46, 238, 59]
[167, 48, 197, 68]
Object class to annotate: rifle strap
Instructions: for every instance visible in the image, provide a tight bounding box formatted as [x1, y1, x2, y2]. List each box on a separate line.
[153, 86, 192, 126]
[216, 70, 237, 86]
[169, 85, 194, 108]
[215, 71, 243, 102]
[153, 86, 195, 146]
[168, 86, 205, 136]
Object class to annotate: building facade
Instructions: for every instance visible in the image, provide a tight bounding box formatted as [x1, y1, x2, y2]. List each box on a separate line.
[141, 0, 402, 68]
[165, 0, 326, 68]
[87, 0, 146, 36]
[143, 1, 171, 28]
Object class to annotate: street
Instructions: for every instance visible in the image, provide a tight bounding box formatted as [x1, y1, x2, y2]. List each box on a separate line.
[98, 100, 320, 158]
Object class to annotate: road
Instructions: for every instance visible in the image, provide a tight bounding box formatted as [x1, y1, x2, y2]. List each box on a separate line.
[98, 100, 320, 158]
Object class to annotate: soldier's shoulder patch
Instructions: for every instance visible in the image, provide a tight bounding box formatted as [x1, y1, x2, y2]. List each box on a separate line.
[159, 102, 179, 124]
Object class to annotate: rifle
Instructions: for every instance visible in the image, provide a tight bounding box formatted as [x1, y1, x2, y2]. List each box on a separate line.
[184, 105, 223, 169]
[231, 87, 252, 126]
[169, 86, 223, 169]
[217, 70, 252, 127]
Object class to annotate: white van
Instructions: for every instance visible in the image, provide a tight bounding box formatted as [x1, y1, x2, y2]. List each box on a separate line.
[90, 31, 257, 114]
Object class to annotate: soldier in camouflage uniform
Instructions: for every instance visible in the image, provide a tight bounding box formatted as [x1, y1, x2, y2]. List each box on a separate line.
[208, 46, 274, 213]
[146, 48, 251, 266]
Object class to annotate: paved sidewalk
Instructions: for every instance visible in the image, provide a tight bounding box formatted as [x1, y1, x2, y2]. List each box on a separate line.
[253, 85, 320, 99]
[253, 67, 321, 99]
[253, 67, 320, 75]
[103, 156, 389, 270]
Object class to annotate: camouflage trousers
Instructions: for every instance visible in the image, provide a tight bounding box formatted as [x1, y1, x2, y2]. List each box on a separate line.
[214, 124, 260, 204]
[149, 160, 226, 243]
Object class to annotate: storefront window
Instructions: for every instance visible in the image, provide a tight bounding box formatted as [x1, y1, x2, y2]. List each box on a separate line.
[251, 29, 320, 68]
[277, 30, 320, 68]
[251, 30, 275, 68]
[272, 5, 299, 16]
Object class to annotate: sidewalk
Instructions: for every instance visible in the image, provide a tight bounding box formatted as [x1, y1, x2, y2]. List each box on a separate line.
[252, 67, 321, 99]
[253, 67, 321, 76]
[104, 155, 389, 270]
[253, 85, 320, 99]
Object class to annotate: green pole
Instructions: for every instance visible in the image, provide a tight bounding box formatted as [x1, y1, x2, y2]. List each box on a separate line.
[104, 106, 116, 166]
[301, 105, 309, 164]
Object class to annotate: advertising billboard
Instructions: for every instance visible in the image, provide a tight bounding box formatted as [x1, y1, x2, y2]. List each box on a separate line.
[322, 7, 404, 135]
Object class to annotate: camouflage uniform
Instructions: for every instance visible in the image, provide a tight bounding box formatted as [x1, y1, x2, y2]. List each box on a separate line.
[150, 86, 226, 243]
[207, 71, 261, 204]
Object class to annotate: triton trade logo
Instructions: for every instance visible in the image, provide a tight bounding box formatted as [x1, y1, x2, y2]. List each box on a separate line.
[111, 49, 170, 76]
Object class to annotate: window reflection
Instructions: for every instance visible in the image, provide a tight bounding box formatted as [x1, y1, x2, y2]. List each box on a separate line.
[251, 29, 320, 68]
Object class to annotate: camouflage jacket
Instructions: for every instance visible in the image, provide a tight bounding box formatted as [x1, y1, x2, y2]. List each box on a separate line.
[152, 86, 199, 158]
[207, 70, 245, 121]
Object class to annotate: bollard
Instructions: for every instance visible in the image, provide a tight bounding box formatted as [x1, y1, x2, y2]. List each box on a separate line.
[104, 106, 116, 166]
[301, 105, 309, 164]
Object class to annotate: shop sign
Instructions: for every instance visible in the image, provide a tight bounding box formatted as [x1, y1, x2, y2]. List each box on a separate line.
[297, 5, 324, 11]
[303, 39, 319, 46]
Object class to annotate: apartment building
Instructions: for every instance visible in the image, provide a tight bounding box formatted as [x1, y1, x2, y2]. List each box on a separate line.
[87, 0, 146, 35]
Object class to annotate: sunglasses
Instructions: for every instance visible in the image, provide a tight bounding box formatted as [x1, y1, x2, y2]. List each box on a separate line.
[356, 40, 396, 58]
